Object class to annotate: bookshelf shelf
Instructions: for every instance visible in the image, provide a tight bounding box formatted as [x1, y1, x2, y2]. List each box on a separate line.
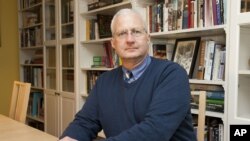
[81, 38, 112, 44]
[21, 64, 43, 67]
[150, 25, 226, 39]
[81, 1, 131, 16]
[191, 109, 224, 119]
[238, 114, 250, 121]
[20, 46, 43, 49]
[20, 2, 43, 11]
[238, 70, 250, 75]
[61, 22, 74, 27]
[189, 79, 225, 86]
[27, 115, 45, 123]
[31, 87, 44, 90]
[81, 67, 113, 71]
[22, 23, 43, 29]
[237, 12, 250, 24]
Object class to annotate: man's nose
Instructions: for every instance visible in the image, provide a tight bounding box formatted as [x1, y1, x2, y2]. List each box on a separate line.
[125, 31, 135, 41]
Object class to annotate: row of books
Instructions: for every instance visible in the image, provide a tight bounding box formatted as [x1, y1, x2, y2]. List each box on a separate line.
[61, 0, 74, 24]
[20, 0, 41, 9]
[193, 116, 224, 141]
[87, 71, 105, 93]
[150, 39, 226, 81]
[191, 90, 224, 113]
[85, 14, 113, 40]
[20, 27, 43, 47]
[147, 0, 226, 33]
[27, 92, 44, 118]
[23, 66, 43, 88]
[190, 84, 224, 113]
[195, 40, 226, 81]
[103, 42, 121, 68]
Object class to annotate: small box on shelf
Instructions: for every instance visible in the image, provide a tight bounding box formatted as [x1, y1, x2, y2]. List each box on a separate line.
[87, 0, 123, 11]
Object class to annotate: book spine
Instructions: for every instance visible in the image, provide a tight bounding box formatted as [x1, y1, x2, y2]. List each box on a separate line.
[216, 0, 222, 25]
[197, 40, 206, 80]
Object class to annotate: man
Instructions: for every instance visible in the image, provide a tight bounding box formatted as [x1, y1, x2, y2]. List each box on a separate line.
[60, 8, 196, 141]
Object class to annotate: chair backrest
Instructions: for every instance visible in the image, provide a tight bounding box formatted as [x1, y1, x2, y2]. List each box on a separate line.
[9, 81, 31, 123]
[191, 91, 206, 141]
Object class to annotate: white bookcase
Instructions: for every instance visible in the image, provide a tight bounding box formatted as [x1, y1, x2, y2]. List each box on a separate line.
[43, 0, 77, 137]
[77, 0, 230, 140]
[18, 0, 45, 131]
[17, 0, 77, 137]
[228, 0, 250, 128]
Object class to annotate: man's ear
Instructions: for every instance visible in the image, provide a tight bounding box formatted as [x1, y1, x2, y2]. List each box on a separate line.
[147, 34, 151, 44]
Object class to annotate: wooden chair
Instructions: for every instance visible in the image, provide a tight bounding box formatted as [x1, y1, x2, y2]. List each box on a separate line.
[191, 91, 206, 141]
[9, 81, 31, 123]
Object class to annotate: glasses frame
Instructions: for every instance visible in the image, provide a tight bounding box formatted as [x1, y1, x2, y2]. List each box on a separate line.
[113, 28, 147, 39]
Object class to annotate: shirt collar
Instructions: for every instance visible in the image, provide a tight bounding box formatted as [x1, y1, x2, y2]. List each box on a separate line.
[122, 55, 151, 82]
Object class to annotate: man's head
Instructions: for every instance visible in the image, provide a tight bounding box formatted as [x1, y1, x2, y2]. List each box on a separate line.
[110, 9, 150, 65]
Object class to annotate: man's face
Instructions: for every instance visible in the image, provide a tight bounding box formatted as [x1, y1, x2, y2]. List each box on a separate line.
[111, 13, 150, 61]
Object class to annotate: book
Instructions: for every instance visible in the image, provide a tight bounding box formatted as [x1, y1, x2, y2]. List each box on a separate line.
[212, 44, 224, 80]
[103, 42, 114, 68]
[31, 92, 43, 117]
[204, 0, 213, 27]
[204, 40, 216, 80]
[217, 50, 226, 80]
[206, 91, 224, 100]
[196, 40, 206, 79]
[206, 99, 224, 105]
[212, 0, 218, 25]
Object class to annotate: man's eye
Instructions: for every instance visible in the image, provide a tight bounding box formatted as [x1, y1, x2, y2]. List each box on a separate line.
[134, 30, 141, 34]
[132, 30, 142, 35]
[118, 31, 127, 36]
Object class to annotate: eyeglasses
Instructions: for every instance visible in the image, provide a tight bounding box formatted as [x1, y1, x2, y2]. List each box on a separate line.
[114, 28, 147, 39]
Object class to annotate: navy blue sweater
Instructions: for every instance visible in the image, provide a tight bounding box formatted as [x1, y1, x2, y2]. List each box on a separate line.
[61, 58, 196, 141]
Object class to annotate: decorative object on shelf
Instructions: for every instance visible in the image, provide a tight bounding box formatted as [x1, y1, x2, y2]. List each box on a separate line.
[172, 37, 200, 78]
[87, 0, 123, 11]
[97, 14, 113, 38]
[241, 0, 250, 12]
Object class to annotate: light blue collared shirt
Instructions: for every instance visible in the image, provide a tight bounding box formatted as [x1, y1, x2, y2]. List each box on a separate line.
[122, 55, 151, 83]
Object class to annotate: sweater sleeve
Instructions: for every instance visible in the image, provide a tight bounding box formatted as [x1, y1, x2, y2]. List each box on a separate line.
[104, 64, 194, 141]
[60, 84, 102, 141]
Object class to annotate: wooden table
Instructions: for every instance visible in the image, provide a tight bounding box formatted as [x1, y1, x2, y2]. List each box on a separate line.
[0, 114, 58, 141]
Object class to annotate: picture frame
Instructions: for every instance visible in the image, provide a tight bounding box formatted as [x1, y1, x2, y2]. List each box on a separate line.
[172, 37, 200, 78]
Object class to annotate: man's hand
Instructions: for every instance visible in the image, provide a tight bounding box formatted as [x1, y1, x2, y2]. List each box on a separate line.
[59, 136, 78, 141]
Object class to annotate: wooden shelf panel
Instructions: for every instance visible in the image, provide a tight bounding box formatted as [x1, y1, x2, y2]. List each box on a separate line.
[150, 25, 226, 39]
